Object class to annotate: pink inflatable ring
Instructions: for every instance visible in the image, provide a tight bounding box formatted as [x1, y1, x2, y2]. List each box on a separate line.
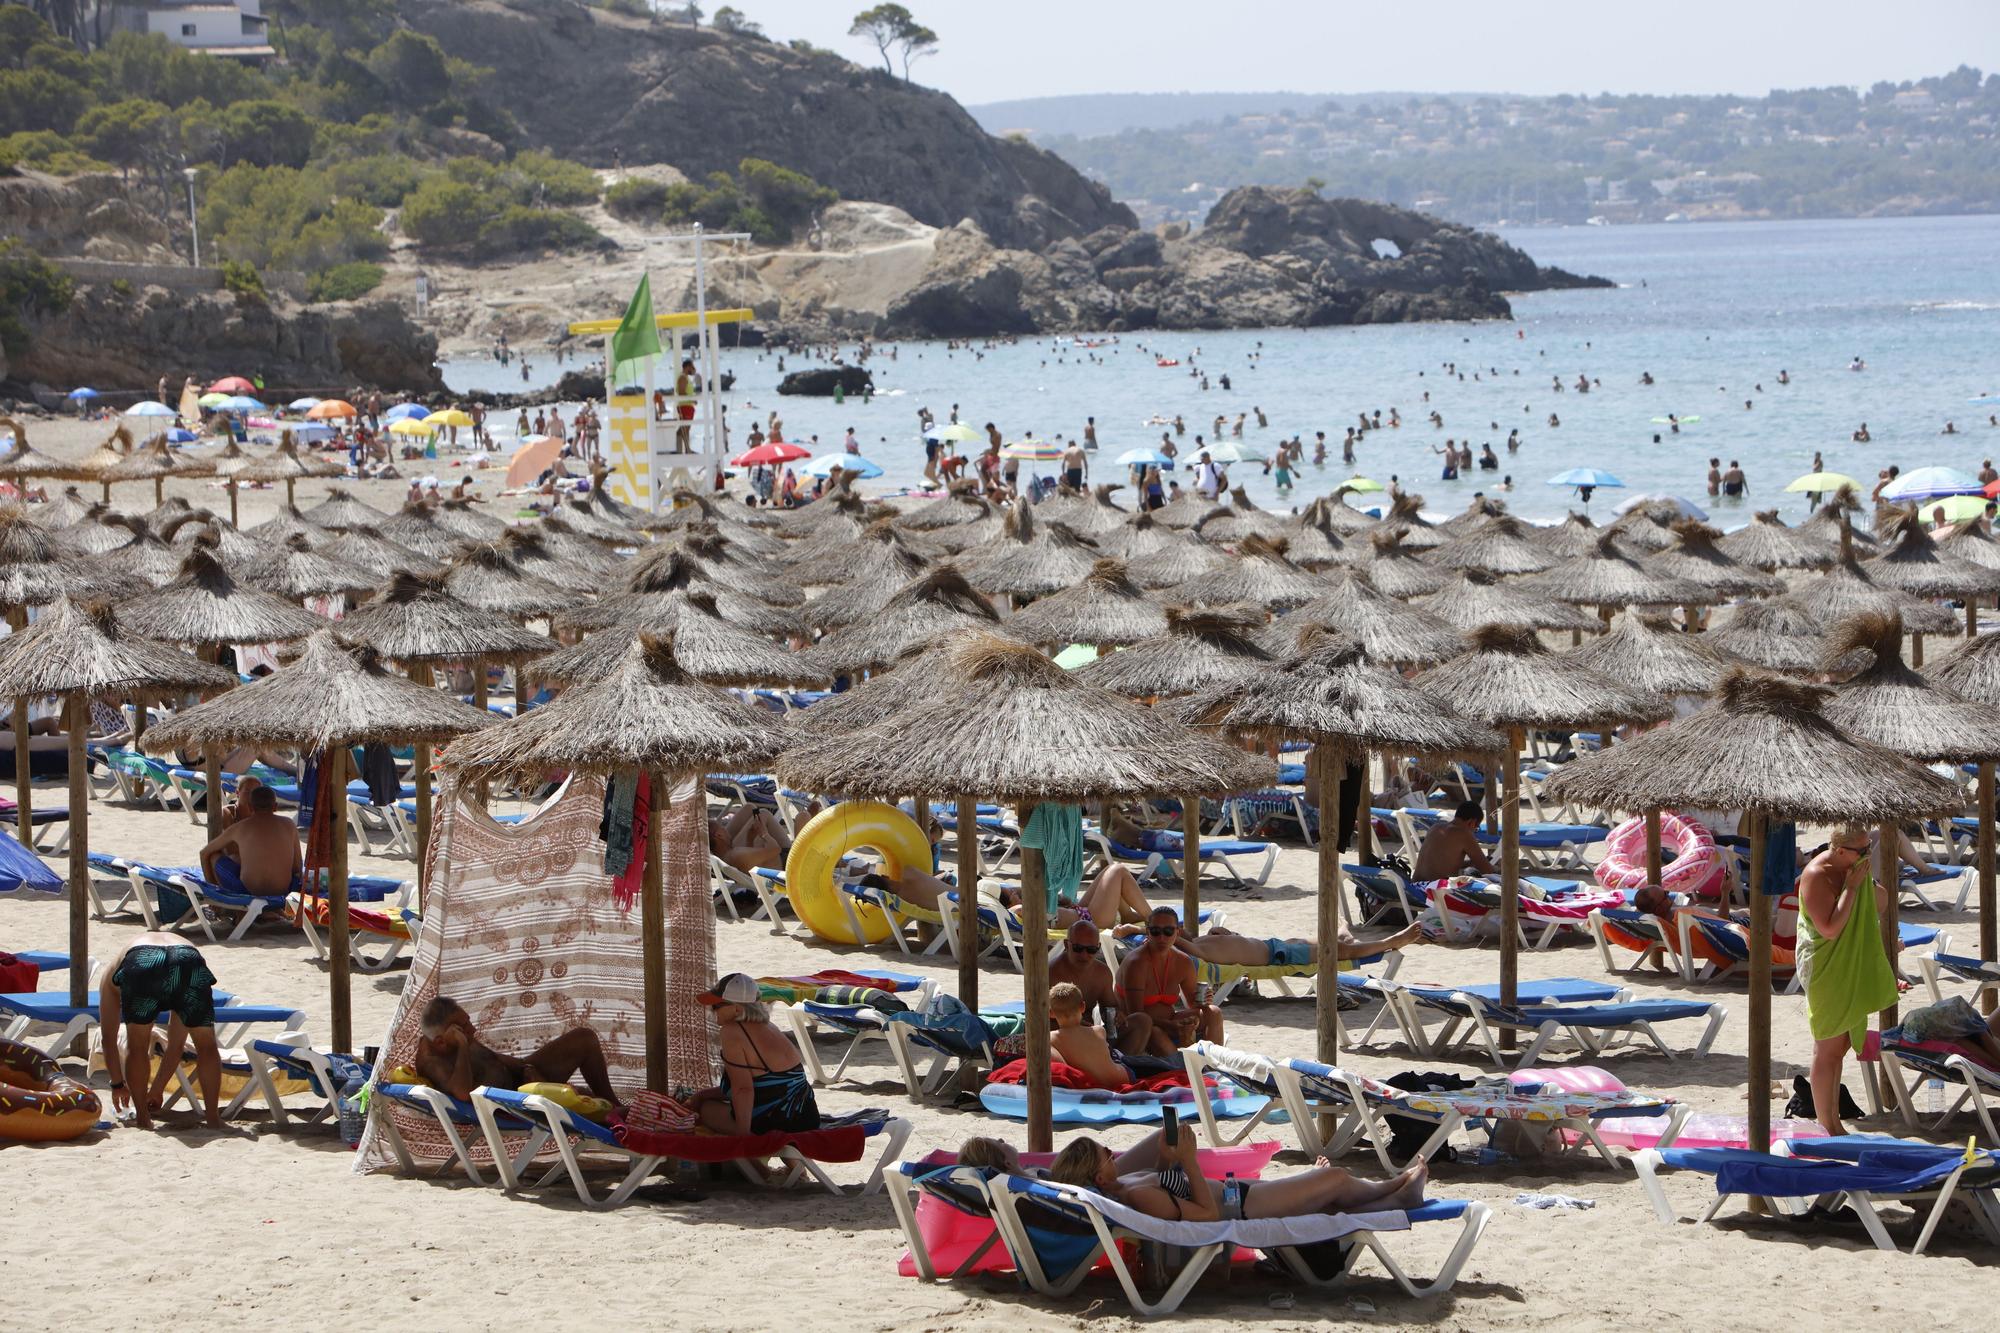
[1596, 812, 1724, 898]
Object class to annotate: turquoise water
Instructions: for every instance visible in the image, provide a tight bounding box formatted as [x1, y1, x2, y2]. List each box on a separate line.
[444, 214, 2000, 523]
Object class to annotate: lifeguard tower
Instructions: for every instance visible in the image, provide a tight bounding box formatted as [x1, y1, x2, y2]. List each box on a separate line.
[566, 228, 751, 511]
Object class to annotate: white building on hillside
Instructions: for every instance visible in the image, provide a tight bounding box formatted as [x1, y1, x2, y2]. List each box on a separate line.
[112, 1, 273, 58]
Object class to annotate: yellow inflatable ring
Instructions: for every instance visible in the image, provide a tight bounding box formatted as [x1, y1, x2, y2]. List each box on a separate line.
[785, 801, 930, 945]
[518, 1082, 613, 1122]
[0, 1037, 99, 1142]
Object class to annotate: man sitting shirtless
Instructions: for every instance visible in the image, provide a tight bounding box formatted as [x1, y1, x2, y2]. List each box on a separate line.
[414, 996, 621, 1106]
[1116, 906, 1224, 1056]
[198, 784, 302, 896]
[1048, 920, 1153, 1055]
[1411, 801, 1497, 881]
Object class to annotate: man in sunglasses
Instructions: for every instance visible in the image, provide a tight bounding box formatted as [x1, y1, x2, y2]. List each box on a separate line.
[1117, 906, 1224, 1057]
[1050, 920, 1154, 1058]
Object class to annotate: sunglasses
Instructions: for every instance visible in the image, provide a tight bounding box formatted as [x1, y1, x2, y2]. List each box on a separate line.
[1147, 925, 1178, 936]
[1069, 943, 1100, 955]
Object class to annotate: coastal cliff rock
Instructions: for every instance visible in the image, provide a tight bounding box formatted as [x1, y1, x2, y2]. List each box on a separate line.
[0, 169, 178, 264]
[777, 365, 874, 397]
[399, 0, 1133, 250]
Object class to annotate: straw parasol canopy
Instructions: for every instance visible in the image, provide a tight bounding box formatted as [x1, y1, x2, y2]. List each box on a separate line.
[1539, 511, 1604, 560]
[1005, 558, 1171, 648]
[369, 503, 466, 562]
[114, 540, 329, 648]
[441, 630, 787, 783]
[1149, 485, 1220, 530]
[1074, 606, 1273, 698]
[103, 434, 212, 503]
[1281, 507, 1353, 569]
[1563, 610, 1740, 697]
[439, 542, 573, 620]
[534, 596, 821, 689]
[557, 495, 642, 545]
[300, 488, 392, 530]
[29, 486, 94, 527]
[340, 570, 553, 665]
[895, 482, 995, 533]
[1516, 531, 1715, 613]
[779, 641, 947, 733]
[493, 527, 611, 596]
[1359, 527, 1451, 598]
[1938, 518, 2000, 572]
[98, 516, 198, 588]
[783, 515, 931, 590]
[1438, 495, 1511, 533]
[633, 527, 804, 606]
[1197, 486, 1289, 544]
[538, 511, 631, 561]
[242, 503, 317, 547]
[1158, 533, 1330, 611]
[142, 495, 196, 529]
[1122, 522, 1231, 590]
[1716, 509, 1834, 572]
[1864, 509, 2000, 603]
[54, 502, 137, 555]
[1311, 489, 1384, 536]
[1649, 520, 1786, 598]
[1414, 569, 1598, 634]
[160, 510, 270, 566]
[956, 502, 1105, 599]
[1926, 618, 2000, 701]
[1381, 494, 1444, 550]
[315, 523, 439, 579]
[1604, 501, 1682, 553]
[245, 532, 377, 602]
[801, 565, 1005, 676]
[0, 506, 109, 607]
[645, 490, 786, 556]
[1033, 483, 1129, 538]
[0, 418, 88, 483]
[560, 551, 800, 639]
[73, 425, 137, 493]
[1772, 548, 1961, 637]
[1799, 487, 1878, 554]
[800, 571, 906, 634]
[1708, 599, 1866, 676]
[1817, 611, 2000, 762]
[232, 435, 342, 504]
[430, 498, 511, 542]
[1414, 622, 1672, 731]
[1427, 513, 1557, 576]
[207, 441, 257, 522]
[1264, 573, 1465, 667]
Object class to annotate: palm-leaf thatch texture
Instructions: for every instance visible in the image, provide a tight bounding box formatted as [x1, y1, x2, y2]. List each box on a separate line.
[1539, 512, 1604, 560]
[1603, 502, 1681, 553]
[1541, 667, 1962, 823]
[895, 482, 994, 532]
[440, 542, 574, 619]
[493, 527, 607, 596]
[957, 502, 1104, 599]
[143, 631, 495, 756]
[1032, 483, 1128, 537]
[1864, 509, 2000, 601]
[1708, 600, 1865, 676]
[536, 594, 819, 689]
[0, 418, 89, 482]
[803, 566, 1004, 676]
[319, 523, 440, 579]
[1716, 509, 1834, 572]
[560, 550, 800, 639]
[339, 570, 553, 664]
[1438, 495, 1511, 533]
[1279, 508, 1350, 569]
[431, 497, 511, 542]
[243, 503, 317, 546]
[1563, 611, 1738, 697]
[1159, 533, 1329, 610]
[778, 631, 1274, 803]
[640, 528, 804, 606]
[98, 516, 189, 588]
[0, 506, 104, 607]
[1074, 606, 1273, 698]
[783, 642, 947, 732]
[106, 435, 213, 494]
[1649, 520, 1785, 598]
[300, 488, 391, 529]
[57, 502, 139, 555]
[1005, 558, 1170, 648]
[1925, 625, 2000, 704]
[29, 486, 94, 527]
[74, 425, 136, 485]
[160, 510, 268, 562]
[1799, 487, 1878, 554]
[1427, 514, 1556, 576]
[1197, 486, 1288, 544]
[1939, 518, 2000, 572]
[246, 532, 376, 602]
[1263, 575, 1465, 667]
[115, 541, 328, 647]
[785, 516, 930, 590]
[1177, 626, 1503, 758]
[1122, 523, 1231, 589]
[442, 631, 787, 782]
[557, 495, 642, 545]
[1381, 494, 1443, 549]
[0, 597, 235, 698]
[1308, 489, 1382, 536]
[1414, 623, 1671, 730]
[1816, 611, 2000, 762]
[1360, 527, 1450, 598]
[1774, 547, 1961, 636]
[1414, 570, 1597, 633]
[1149, 486, 1220, 530]
[234, 435, 343, 487]
[1518, 531, 1715, 610]
[373, 503, 470, 562]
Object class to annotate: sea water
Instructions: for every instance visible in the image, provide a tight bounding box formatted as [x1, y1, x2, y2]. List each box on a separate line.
[444, 214, 2000, 523]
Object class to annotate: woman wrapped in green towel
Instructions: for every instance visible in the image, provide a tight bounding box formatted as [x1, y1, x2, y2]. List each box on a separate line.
[1796, 826, 1900, 1136]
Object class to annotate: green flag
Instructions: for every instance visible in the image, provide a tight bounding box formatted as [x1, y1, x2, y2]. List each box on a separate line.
[608, 274, 661, 393]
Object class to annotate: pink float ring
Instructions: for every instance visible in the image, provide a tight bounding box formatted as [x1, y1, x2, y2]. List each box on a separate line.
[1596, 812, 1723, 897]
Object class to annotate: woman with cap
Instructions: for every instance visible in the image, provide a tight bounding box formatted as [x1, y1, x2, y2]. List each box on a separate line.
[689, 973, 820, 1136]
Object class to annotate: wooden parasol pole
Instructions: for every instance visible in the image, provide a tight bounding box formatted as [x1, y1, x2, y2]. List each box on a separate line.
[1644, 809, 1664, 894]
[328, 746, 353, 1054]
[1876, 821, 1901, 1035]
[1499, 726, 1523, 1038]
[403, 662, 433, 914]
[202, 645, 224, 843]
[1983, 762, 1997, 1016]
[1316, 758, 1344, 1063]
[1019, 799, 1053, 1153]
[641, 768, 668, 1091]
[65, 693, 87, 1008]
[9, 607, 29, 845]
[1746, 813, 1772, 1151]
[1181, 792, 1201, 936]
[955, 792, 980, 1010]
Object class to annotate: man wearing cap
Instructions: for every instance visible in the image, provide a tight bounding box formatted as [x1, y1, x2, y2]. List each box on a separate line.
[414, 995, 620, 1105]
[1048, 920, 1153, 1057]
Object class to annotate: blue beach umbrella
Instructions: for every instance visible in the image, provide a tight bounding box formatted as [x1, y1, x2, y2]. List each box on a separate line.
[1879, 465, 1982, 502]
[383, 403, 429, 422]
[1547, 467, 1625, 489]
[288, 396, 322, 412]
[1114, 447, 1175, 469]
[805, 452, 883, 479]
[219, 395, 265, 413]
[125, 400, 176, 418]
[165, 428, 198, 444]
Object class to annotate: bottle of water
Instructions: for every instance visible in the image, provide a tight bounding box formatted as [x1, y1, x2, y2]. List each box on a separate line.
[1221, 1171, 1241, 1217]
[337, 1071, 368, 1147]
[1924, 1077, 1947, 1117]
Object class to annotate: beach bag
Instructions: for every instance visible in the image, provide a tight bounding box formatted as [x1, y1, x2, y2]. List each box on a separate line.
[1783, 1073, 1863, 1124]
[624, 1090, 699, 1135]
[1383, 1071, 1473, 1162]
[0, 951, 37, 992]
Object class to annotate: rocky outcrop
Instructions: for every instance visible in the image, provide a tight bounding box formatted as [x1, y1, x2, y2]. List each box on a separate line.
[777, 365, 873, 397]
[0, 169, 179, 264]
[400, 0, 1134, 250]
[9, 284, 442, 395]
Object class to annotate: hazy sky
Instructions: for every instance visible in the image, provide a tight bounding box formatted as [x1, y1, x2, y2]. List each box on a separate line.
[735, 0, 2000, 105]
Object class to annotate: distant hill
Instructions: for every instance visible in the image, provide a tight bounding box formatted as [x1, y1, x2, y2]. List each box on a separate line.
[968, 91, 1471, 139]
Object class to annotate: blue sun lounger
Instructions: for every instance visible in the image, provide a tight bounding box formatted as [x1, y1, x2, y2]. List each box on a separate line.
[1917, 949, 2000, 1009]
[0, 988, 306, 1058]
[1392, 982, 1725, 1069]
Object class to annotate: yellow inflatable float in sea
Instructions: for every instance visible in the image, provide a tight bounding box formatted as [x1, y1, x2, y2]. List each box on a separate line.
[785, 801, 931, 946]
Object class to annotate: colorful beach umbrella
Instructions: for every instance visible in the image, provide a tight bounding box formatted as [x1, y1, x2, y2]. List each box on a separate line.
[197, 392, 231, 408]
[288, 397, 322, 412]
[1336, 476, 1385, 493]
[207, 376, 256, 394]
[932, 422, 982, 444]
[66, 387, 98, 401]
[306, 399, 358, 421]
[805, 453, 882, 479]
[731, 441, 811, 467]
[1114, 447, 1174, 468]
[1202, 441, 1266, 465]
[387, 418, 436, 437]
[165, 428, 197, 444]
[1613, 493, 1708, 520]
[1925, 494, 1991, 525]
[383, 403, 429, 422]
[1784, 471, 1863, 494]
[1001, 437, 1064, 461]
[505, 436, 563, 488]
[219, 395, 266, 414]
[1547, 467, 1625, 489]
[125, 401, 176, 418]
[1880, 466, 1982, 502]
[426, 408, 475, 429]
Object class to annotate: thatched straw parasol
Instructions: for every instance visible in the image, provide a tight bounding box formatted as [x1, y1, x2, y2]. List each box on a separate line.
[141, 495, 196, 530]
[207, 441, 258, 525]
[1159, 533, 1330, 611]
[1773, 545, 1961, 644]
[241, 503, 316, 547]
[0, 418, 88, 485]
[144, 630, 494, 1050]
[444, 631, 789, 1089]
[534, 599, 820, 689]
[784, 516, 930, 591]
[74, 425, 137, 500]
[777, 629, 1274, 1147]
[1517, 530, 1716, 624]
[1415, 569, 1598, 634]
[1865, 508, 2000, 639]
[1707, 600, 1862, 676]
[493, 527, 610, 597]
[1033, 483, 1129, 538]
[1538, 511, 1603, 560]
[439, 542, 572, 621]
[29, 486, 94, 528]
[1265, 573, 1465, 668]
[1416, 623, 1672, 1021]
[99, 516, 197, 588]
[1196, 486, 1289, 544]
[1604, 501, 1682, 553]
[1923, 628, 2000, 971]
[643, 491, 786, 555]
[1281, 507, 1353, 569]
[538, 511, 630, 562]
[1310, 489, 1384, 536]
[1563, 610, 1738, 697]
[957, 502, 1105, 601]
[1649, 519, 1785, 600]
[1439, 495, 1511, 533]
[1074, 606, 1274, 698]
[431, 497, 511, 542]
[1381, 494, 1444, 550]
[1149, 485, 1221, 530]
[299, 487, 391, 530]
[556, 495, 642, 545]
[1799, 486, 1878, 554]
[1716, 509, 1834, 572]
[1939, 518, 2000, 573]
[1428, 514, 1557, 576]
[1543, 666, 1963, 1149]
[632, 527, 804, 606]
[246, 532, 377, 603]
[1123, 523, 1231, 589]
[1359, 527, 1451, 598]
[1173, 624, 1502, 1059]
[104, 434, 213, 505]
[802, 565, 1005, 676]
[56, 502, 139, 556]
[232, 435, 342, 506]
[0, 598, 234, 1004]
[895, 482, 994, 533]
[561, 551, 800, 639]
[1005, 558, 1170, 649]
[314, 523, 437, 579]
[370, 503, 467, 563]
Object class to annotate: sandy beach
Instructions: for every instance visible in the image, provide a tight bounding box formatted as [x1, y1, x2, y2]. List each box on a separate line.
[3, 415, 1996, 1329]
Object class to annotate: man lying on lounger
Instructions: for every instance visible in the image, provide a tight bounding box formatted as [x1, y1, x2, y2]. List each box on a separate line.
[709, 805, 791, 874]
[1411, 801, 1497, 882]
[1168, 920, 1425, 970]
[197, 784, 302, 897]
[414, 996, 621, 1106]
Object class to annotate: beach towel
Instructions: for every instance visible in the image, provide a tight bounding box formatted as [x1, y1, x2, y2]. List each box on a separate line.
[1021, 803, 1083, 906]
[1797, 874, 1897, 1050]
[610, 1110, 875, 1164]
[985, 1057, 1191, 1095]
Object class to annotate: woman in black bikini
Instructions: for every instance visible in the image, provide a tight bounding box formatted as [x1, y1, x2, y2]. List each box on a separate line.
[689, 973, 819, 1135]
[1049, 1128, 1429, 1221]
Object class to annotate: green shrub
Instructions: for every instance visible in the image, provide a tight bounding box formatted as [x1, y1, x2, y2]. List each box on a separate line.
[399, 175, 495, 247]
[604, 176, 668, 220]
[511, 149, 599, 205]
[476, 205, 603, 257]
[199, 162, 387, 270]
[660, 160, 835, 243]
[308, 260, 385, 302]
[220, 260, 267, 299]
[0, 238, 74, 355]
[0, 129, 107, 174]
